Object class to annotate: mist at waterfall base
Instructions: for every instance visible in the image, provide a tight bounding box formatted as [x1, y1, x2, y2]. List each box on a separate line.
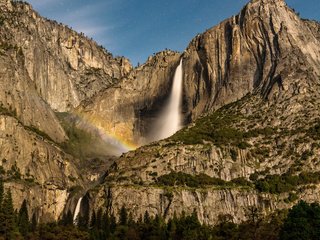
[87, 59, 184, 156]
[149, 59, 184, 142]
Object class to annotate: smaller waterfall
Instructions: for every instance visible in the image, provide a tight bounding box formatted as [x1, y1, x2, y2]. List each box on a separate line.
[152, 58, 184, 141]
[73, 197, 82, 225]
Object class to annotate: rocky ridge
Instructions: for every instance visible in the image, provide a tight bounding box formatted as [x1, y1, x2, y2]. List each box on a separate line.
[0, 0, 132, 112]
[0, 48, 83, 222]
[77, 50, 181, 147]
[0, 0, 132, 222]
[0, 0, 320, 227]
[84, 0, 320, 225]
[81, 0, 320, 149]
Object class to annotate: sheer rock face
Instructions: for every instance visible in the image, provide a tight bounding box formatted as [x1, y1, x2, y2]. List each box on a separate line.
[1, 115, 79, 222]
[0, 1, 132, 112]
[0, 0, 132, 221]
[87, 0, 320, 225]
[182, 0, 320, 120]
[0, 0, 133, 221]
[1, 0, 320, 226]
[79, 0, 320, 148]
[0, 51, 66, 143]
[0, 50, 83, 221]
[78, 51, 181, 147]
[87, 184, 320, 225]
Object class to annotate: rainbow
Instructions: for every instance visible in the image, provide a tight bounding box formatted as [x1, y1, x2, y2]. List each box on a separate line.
[73, 112, 138, 156]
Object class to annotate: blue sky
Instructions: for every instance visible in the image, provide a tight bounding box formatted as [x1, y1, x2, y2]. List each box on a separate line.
[26, 0, 319, 66]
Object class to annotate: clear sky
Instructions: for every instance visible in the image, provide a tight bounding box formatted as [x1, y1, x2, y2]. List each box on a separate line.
[25, 0, 319, 66]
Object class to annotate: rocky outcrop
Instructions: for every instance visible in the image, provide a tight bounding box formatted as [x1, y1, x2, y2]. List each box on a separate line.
[0, 48, 66, 143]
[0, 0, 135, 222]
[1, 0, 320, 226]
[78, 0, 320, 150]
[0, 0, 132, 112]
[0, 49, 84, 221]
[0, 113, 83, 221]
[86, 183, 320, 225]
[85, 0, 320, 225]
[77, 51, 181, 148]
[182, 0, 320, 120]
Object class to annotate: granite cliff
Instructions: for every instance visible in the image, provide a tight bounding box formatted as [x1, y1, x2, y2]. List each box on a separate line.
[80, 0, 320, 148]
[83, 0, 320, 225]
[1, 0, 131, 112]
[0, 0, 131, 222]
[1, 0, 320, 227]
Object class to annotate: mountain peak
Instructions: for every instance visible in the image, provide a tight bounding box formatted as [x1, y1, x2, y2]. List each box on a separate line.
[246, 0, 287, 13]
[249, 0, 285, 4]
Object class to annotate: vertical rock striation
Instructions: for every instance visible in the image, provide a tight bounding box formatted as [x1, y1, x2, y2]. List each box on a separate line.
[182, 0, 320, 120]
[0, 1, 132, 112]
[86, 0, 320, 225]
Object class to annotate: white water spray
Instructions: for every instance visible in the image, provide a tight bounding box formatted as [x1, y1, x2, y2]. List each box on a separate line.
[73, 197, 82, 225]
[152, 58, 183, 141]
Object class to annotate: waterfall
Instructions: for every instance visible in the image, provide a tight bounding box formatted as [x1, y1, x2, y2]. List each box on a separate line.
[152, 58, 183, 141]
[73, 197, 82, 225]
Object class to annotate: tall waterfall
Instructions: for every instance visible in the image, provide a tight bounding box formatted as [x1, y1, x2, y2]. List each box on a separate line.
[153, 58, 183, 141]
[73, 197, 82, 225]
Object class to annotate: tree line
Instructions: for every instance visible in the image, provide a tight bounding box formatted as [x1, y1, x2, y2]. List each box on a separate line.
[0, 177, 319, 239]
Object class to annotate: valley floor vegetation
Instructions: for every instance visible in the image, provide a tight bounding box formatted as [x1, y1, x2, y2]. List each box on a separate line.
[0, 178, 319, 240]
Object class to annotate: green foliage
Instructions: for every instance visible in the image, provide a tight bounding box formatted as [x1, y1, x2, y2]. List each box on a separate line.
[237, 141, 251, 149]
[0, 178, 4, 207]
[1, 197, 320, 240]
[280, 201, 320, 240]
[56, 113, 101, 160]
[244, 127, 277, 138]
[119, 206, 128, 226]
[7, 163, 21, 180]
[0, 15, 4, 26]
[0, 189, 19, 239]
[0, 43, 18, 52]
[0, 103, 17, 118]
[255, 171, 320, 194]
[0, 104, 54, 143]
[24, 125, 54, 143]
[308, 121, 320, 140]
[171, 101, 276, 149]
[285, 192, 299, 203]
[156, 171, 252, 188]
[252, 147, 269, 158]
[37, 223, 90, 240]
[172, 111, 246, 147]
[18, 200, 30, 237]
[230, 149, 237, 161]
[60, 210, 74, 226]
[301, 150, 313, 161]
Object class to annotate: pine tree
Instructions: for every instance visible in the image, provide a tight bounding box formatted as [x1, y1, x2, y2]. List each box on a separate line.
[76, 203, 90, 231]
[280, 201, 320, 240]
[128, 212, 135, 226]
[0, 189, 17, 239]
[102, 211, 111, 238]
[144, 211, 150, 224]
[119, 206, 128, 226]
[30, 212, 37, 232]
[18, 199, 30, 237]
[167, 218, 177, 240]
[90, 210, 97, 229]
[78, 213, 89, 230]
[61, 210, 73, 226]
[110, 213, 116, 233]
[0, 178, 4, 209]
[96, 208, 103, 230]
